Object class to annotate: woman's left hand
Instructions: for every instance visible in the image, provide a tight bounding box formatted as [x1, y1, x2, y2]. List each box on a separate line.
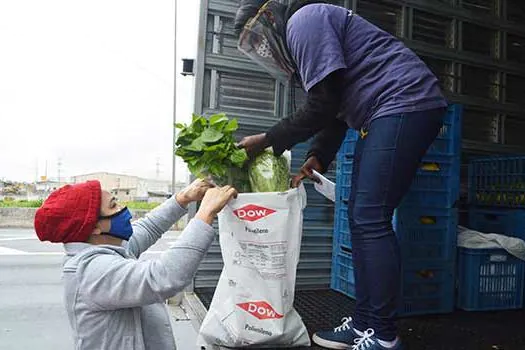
[176, 179, 214, 208]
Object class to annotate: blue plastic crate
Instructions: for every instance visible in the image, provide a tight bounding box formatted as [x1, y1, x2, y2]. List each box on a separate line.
[335, 104, 461, 161]
[334, 205, 351, 248]
[336, 130, 359, 158]
[401, 187, 458, 208]
[469, 156, 525, 208]
[331, 247, 455, 316]
[457, 247, 525, 311]
[338, 140, 357, 158]
[336, 155, 459, 206]
[414, 154, 460, 188]
[339, 153, 459, 208]
[335, 105, 461, 204]
[402, 155, 460, 208]
[425, 104, 462, 157]
[400, 261, 455, 316]
[331, 246, 356, 298]
[336, 184, 351, 203]
[394, 207, 458, 263]
[336, 158, 353, 179]
[337, 151, 354, 164]
[469, 207, 525, 239]
[335, 158, 353, 203]
[335, 179, 352, 200]
[334, 205, 458, 262]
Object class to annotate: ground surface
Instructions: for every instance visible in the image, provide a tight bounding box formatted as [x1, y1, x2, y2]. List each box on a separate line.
[0, 228, 183, 350]
[197, 289, 525, 350]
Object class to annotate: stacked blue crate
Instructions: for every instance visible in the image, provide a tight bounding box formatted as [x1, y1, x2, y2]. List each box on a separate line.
[331, 104, 462, 316]
[457, 247, 524, 311]
[462, 155, 525, 310]
[333, 133, 356, 250]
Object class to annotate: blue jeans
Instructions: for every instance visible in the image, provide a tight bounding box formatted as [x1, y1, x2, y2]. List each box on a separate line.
[348, 108, 446, 341]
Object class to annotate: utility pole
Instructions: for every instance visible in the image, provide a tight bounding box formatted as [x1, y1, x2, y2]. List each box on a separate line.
[57, 158, 62, 186]
[34, 158, 38, 183]
[172, 0, 178, 195]
[45, 160, 48, 192]
[156, 157, 161, 179]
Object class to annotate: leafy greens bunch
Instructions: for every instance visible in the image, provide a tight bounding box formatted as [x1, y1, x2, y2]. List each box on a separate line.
[175, 113, 248, 180]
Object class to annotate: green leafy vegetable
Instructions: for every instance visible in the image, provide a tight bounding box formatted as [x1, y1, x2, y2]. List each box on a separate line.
[248, 150, 290, 192]
[219, 166, 252, 193]
[175, 113, 248, 182]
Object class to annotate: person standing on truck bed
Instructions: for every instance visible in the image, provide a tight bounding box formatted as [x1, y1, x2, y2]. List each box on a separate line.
[234, 1, 448, 349]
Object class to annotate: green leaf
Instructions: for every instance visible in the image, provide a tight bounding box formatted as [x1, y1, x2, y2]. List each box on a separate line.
[214, 120, 229, 131]
[208, 163, 227, 177]
[188, 163, 206, 178]
[175, 147, 191, 156]
[201, 128, 224, 143]
[187, 158, 200, 166]
[203, 143, 227, 152]
[190, 115, 207, 133]
[186, 137, 205, 151]
[230, 148, 248, 166]
[223, 119, 238, 132]
[175, 113, 251, 187]
[175, 130, 195, 146]
[192, 114, 203, 123]
[209, 114, 228, 126]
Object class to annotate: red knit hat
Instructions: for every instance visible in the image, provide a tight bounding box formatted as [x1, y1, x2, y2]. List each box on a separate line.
[34, 180, 102, 243]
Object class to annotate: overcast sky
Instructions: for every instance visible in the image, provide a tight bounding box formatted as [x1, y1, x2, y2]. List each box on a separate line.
[0, 0, 200, 183]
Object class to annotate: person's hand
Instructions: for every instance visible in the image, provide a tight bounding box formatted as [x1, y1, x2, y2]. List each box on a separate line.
[291, 156, 324, 188]
[195, 186, 238, 225]
[176, 179, 214, 208]
[237, 133, 269, 158]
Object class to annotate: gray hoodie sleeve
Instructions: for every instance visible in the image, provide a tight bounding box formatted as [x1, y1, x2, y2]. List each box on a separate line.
[127, 196, 188, 258]
[79, 218, 215, 311]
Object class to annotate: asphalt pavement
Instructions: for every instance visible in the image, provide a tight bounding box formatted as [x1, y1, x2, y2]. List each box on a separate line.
[0, 228, 182, 350]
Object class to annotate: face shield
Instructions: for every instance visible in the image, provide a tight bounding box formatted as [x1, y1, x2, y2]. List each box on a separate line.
[238, 1, 295, 82]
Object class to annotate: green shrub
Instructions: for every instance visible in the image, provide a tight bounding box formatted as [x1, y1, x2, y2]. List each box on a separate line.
[123, 201, 160, 210]
[0, 199, 43, 208]
[0, 199, 159, 210]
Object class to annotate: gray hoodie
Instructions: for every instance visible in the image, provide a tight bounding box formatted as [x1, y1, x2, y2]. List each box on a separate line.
[62, 196, 214, 350]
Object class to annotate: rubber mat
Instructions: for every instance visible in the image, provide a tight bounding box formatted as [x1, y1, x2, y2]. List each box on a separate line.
[196, 288, 525, 350]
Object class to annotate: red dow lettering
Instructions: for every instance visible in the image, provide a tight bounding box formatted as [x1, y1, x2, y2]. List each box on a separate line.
[236, 301, 284, 320]
[233, 205, 276, 222]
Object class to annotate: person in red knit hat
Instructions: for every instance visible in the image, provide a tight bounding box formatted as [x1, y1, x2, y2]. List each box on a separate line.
[34, 179, 237, 350]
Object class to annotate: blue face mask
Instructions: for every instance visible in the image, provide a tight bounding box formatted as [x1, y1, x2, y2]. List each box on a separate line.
[100, 207, 133, 240]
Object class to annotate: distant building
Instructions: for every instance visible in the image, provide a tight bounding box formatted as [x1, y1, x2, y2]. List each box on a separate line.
[0, 181, 41, 200]
[147, 190, 171, 203]
[70, 172, 177, 202]
[35, 179, 64, 193]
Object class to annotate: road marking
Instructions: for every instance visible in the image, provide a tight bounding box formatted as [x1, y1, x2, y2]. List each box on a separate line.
[0, 249, 164, 256]
[0, 236, 36, 242]
[0, 247, 29, 255]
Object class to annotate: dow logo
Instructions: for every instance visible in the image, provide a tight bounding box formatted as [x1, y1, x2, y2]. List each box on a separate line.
[233, 205, 276, 222]
[237, 301, 283, 320]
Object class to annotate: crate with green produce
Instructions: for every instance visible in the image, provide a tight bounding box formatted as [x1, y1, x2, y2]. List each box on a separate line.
[469, 156, 525, 208]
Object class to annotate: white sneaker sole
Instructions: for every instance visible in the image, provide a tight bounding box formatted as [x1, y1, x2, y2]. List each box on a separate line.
[312, 334, 350, 349]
